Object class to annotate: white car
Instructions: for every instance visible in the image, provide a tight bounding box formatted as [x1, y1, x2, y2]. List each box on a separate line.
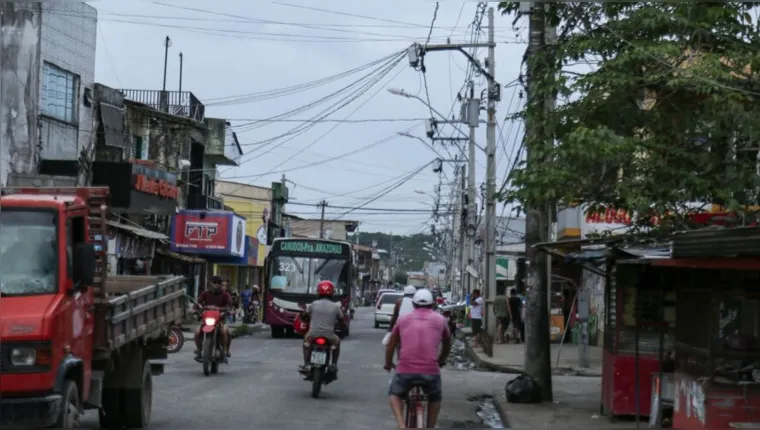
[374, 292, 402, 329]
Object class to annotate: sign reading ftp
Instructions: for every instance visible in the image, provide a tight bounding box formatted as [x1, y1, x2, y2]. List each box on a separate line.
[185, 221, 218, 240]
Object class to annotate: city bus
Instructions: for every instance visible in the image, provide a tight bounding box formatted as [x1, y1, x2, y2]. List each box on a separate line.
[264, 237, 354, 338]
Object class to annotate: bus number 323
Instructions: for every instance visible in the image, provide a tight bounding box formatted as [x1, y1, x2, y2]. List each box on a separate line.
[278, 262, 296, 272]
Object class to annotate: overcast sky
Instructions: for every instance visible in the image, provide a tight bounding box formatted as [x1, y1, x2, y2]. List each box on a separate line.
[91, 0, 527, 234]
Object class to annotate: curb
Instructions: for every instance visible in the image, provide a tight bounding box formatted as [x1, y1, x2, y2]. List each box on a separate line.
[491, 390, 512, 428]
[464, 341, 524, 374]
[463, 340, 602, 378]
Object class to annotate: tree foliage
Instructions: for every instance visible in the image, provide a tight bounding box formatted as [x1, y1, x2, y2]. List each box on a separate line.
[498, 2, 760, 227]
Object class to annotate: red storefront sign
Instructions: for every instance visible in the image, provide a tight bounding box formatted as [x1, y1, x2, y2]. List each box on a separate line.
[170, 211, 231, 255]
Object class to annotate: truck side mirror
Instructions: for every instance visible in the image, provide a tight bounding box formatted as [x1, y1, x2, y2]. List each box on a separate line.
[73, 243, 96, 288]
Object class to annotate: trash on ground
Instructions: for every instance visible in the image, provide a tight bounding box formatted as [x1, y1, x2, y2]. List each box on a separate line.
[505, 374, 542, 404]
[447, 339, 476, 371]
[476, 396, 505, 428]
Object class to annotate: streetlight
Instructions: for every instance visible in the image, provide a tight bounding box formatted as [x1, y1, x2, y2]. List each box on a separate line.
[387, 88, 486, 153]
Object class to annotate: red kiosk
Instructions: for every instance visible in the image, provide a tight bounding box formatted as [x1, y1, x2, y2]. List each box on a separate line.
[663, 227, 760, 429]
[601, 254, 675, 420]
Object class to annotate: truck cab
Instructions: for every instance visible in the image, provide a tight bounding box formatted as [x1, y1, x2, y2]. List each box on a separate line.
[0, 187, 186, 429]
[0, 187, 100, 427]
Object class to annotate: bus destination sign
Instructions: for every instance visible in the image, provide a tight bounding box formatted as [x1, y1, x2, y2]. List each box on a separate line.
[278, 240, 345, 255]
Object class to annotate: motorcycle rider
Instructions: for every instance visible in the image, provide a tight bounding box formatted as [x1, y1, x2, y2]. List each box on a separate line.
[389, 285, 417, 331]
[299, 280, 346, 374]
[194, 276, 233, 361]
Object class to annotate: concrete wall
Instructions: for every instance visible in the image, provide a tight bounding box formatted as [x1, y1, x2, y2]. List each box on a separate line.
[39, 2, 96, 161]
[0, 2, 41, 186]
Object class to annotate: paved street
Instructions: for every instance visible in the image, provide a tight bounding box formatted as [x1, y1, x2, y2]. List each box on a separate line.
[82, 308, 507, 428]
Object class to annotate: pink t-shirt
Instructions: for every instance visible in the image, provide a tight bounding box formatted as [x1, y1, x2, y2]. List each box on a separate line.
[392, 308, 450, 375]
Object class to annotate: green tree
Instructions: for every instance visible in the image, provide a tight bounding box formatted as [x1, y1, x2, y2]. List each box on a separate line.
[394, 271, 409, 285]
[498, 2, 760, 229]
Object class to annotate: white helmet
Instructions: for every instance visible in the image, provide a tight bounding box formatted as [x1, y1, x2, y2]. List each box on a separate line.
[412, 289, 434, 306]
[404, 286, 417, 296]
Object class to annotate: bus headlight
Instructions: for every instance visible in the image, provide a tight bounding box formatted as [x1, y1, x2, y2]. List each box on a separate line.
[10, 348, 36, 366]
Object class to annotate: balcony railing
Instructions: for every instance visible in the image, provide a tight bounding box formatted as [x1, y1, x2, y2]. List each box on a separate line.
[122, 90, 205, 122]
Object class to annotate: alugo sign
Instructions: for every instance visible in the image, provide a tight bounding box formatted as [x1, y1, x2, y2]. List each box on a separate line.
[278, 240, 344, 255]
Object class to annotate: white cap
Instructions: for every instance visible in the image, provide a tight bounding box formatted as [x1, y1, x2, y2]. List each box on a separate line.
[412, 289, 434, 306]
[404, 286, 417, 296]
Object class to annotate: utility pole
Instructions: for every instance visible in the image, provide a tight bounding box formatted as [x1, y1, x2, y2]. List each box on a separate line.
[178, 52, 184, 93]
[523, 2, 553, 402]
[465, 89, 478, 298]
[458, 164, 467, 300]
[483, 6, 497, 337]
[447, 161, 460, 295]
[318, 200, 328, 238]
[162, 36, 171, 92]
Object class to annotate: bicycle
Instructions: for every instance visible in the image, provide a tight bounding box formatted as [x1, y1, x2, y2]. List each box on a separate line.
[405, 380, 429, 428]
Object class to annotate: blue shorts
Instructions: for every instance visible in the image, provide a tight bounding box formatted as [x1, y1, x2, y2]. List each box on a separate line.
[388, 373, 442, 402]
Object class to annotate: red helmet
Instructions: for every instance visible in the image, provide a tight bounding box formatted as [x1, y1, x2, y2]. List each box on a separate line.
[316, 280, 335, 297]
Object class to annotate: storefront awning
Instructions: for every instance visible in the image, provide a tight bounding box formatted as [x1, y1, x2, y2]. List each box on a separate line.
[155, 248, 206, 264]
[107, 220, 168, 241]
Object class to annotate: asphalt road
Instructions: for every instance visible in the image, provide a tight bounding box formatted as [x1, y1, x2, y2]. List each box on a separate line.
[82, 308, 507, 428]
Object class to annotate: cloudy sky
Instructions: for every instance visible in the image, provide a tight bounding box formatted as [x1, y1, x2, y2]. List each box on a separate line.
[91, 0, 527, 234]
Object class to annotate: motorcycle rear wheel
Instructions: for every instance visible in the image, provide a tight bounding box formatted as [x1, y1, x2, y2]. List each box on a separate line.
[311, 368, 322, 398]
[167, 328, 184, 353]
[202, 334, 214, 376]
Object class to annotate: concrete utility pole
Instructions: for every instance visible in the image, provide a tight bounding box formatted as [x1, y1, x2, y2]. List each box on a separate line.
[465, 88, 479, 298]
[483, 6, 498, 336]
[523, 1, 553, 402]
[447, 161, 461, 296]
[318, 200, 328, 238]
[458, 164, 467, 301]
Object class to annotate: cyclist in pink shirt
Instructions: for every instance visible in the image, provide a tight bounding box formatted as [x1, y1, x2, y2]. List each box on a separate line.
[384, 289, 452, 428]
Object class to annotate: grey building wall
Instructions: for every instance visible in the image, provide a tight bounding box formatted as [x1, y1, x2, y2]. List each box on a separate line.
[0, 3, 42, 187]
[39, 2, 96, 161]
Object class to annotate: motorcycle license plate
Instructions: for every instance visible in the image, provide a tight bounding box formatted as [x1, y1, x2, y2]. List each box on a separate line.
[310, 351, 327, 365]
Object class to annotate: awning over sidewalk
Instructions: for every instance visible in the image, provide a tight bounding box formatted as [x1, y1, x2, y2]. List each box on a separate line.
[155, 248, 206, 264]
[107, 220, 168, 241]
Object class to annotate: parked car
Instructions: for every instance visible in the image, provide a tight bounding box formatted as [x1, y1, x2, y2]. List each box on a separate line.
[374, 292, 402, 329]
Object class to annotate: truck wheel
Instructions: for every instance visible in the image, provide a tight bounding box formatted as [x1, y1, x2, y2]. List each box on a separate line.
[98, 389, 121, 428]
[123, 361, 153, 428]
[53, 380, 80, 428]
[271, 326, 285, 338]
[202, 334, 214, 376]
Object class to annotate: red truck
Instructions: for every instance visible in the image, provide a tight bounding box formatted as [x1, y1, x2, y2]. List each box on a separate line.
[0, 187, 186, 428]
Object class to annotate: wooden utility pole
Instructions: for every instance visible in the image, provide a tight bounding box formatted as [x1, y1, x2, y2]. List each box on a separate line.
[318, 200, 328, 238]
[523, 1, 553, 402]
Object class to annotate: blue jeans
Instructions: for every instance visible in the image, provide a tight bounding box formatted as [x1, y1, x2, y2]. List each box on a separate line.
[388, 374, 442, 402]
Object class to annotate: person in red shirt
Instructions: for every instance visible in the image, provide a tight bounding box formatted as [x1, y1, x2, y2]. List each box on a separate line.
[194, 276, 233, 361]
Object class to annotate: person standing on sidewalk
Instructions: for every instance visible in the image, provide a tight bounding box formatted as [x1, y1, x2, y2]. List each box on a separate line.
[508, 288, 525, 342]
[469, 289, 484, 347]
[493, 288, 510, 344]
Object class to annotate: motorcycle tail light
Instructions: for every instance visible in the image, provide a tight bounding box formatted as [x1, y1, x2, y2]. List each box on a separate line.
[314, 337, 327, 346]
[204, 317, 216, 326]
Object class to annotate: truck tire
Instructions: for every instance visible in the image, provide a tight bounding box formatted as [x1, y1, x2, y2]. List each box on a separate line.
[98, 389, 121, 428]
[202, 334, 214, 376]
[271, 326, 285, 338]
[52, 380, 80, 428]
[123, 361, 153, 428]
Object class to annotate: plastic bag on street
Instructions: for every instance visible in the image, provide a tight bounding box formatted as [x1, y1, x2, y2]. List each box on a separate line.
[505, 374, 542, 404]
[382, 332, 391, 345]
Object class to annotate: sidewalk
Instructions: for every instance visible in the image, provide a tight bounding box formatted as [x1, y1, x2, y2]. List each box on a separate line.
[492, 375, 637, 428]
[465, 338, 603, 377]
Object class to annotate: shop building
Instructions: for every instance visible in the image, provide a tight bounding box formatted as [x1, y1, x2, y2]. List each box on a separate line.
[169, 210, 251, 294]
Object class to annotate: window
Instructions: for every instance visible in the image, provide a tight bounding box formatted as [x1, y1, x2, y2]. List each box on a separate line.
[0, 211, 58, 295]
[41, 62, 80, 123]
[133, 136, 143, 160]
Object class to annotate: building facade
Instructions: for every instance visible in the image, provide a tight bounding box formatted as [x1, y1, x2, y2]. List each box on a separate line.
[0, 2, 97, 186]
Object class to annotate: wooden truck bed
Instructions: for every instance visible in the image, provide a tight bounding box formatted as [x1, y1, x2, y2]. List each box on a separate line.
[95, 275, 186, 352]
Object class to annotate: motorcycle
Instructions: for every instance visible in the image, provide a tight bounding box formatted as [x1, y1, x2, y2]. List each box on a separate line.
[301, 336, 337, 398]
[195, 307, 228, 376]
[167, 323, 184, 353]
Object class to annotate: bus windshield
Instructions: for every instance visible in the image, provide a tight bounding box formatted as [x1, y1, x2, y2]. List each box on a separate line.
[269, 255, 348, 295]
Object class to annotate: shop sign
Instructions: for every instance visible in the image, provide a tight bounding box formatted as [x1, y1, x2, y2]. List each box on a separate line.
[170, 211, 246, 257]
[134, 174, 178, 199]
